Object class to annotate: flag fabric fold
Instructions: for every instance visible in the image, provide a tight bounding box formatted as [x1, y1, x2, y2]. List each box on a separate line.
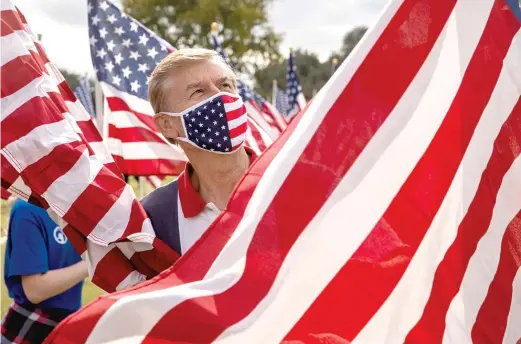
[46, 0, 521, 343]
[1, 0, 178, 294]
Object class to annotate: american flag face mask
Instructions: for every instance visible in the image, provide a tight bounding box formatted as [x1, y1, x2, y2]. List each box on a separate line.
[160, 92, 248, 154]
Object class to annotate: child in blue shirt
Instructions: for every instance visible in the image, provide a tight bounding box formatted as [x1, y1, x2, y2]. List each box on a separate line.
[1, 199, 88, 344]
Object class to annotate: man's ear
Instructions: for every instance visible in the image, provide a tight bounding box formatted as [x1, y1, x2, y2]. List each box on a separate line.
[154, 114, 183, 140]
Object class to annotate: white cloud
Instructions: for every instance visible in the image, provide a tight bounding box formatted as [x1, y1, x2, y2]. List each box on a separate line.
[11, 0, 387, 74]
[269, 0, 388, 60]
[13, 0, 93, 74]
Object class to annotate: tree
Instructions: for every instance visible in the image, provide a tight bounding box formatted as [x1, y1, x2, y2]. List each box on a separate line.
[123, 0, 282, 73]
[339, 26, 368, 61]
[60, 69, 82, 89]
[254, 26, 369, 100]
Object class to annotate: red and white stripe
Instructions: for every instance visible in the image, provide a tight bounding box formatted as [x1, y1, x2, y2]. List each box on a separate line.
[220, 94, 249, 151]
[44, 0, 521, 342]
[144, 175, 164, 189]
[245, 117, 273, 155]
[260, 99, 288, 131]
[244, 100, 281, 140]
[1, 0, 177, 294]
[101, 82, 187, 176]
[287, 92, 307, 119]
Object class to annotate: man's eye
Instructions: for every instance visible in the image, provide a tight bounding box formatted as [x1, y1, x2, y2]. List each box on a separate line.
[222, 83, 232, 89]
[191, 89, 203, 97]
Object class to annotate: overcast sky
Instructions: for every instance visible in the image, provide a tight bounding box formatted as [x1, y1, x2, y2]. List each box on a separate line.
[13, 0, 388, 75]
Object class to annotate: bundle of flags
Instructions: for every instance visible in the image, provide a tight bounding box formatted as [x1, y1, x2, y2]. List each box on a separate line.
[42, 0, 521, 343]
[1, 0, 177, 293]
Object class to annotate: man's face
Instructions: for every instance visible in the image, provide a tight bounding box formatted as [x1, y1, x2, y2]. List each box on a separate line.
[168, 58, 237, 112]
[154, 58, 238, 143]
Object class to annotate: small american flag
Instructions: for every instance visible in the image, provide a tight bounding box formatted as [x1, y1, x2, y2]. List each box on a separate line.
[286, 50, 306, 118]
[275, 87, 289, 116]
[1, 0, 176, 294]
[73, 76, 95, 117]
[46, 0, 521, 343]
[88, 0, 187, 176]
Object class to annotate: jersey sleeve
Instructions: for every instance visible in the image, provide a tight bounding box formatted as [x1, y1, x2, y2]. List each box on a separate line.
[6, 206, 49, 278]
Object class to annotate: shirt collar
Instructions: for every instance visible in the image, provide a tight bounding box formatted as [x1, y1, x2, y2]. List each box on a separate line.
[178, 146, 257, 218]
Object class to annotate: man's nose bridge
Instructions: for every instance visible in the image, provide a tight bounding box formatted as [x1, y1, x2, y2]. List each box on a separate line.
[208, 82, 221, 95]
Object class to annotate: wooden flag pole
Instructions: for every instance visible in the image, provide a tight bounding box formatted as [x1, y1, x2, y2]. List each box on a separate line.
[139, 176, 145, 199]
[94, 80, 104, 135]
[272, 79, 278, 105]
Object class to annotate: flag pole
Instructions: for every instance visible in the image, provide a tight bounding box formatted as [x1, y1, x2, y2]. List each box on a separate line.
[272, 79, 277, 105]
[138, 176, 145, 198]
[94, 80, 104, 134]
[331, 57, 339, 76]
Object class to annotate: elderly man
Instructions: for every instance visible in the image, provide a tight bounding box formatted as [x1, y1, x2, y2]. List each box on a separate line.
[141, 48, 255, 257]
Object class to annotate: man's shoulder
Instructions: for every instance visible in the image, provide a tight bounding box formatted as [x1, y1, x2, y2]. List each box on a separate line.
[140, 179, 179, 210]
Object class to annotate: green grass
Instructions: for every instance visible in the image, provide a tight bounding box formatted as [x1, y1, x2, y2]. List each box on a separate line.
[0, 176, 176, 317]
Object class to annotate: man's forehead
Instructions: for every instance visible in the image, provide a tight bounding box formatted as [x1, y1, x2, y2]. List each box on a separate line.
[172, 59, 234, 83]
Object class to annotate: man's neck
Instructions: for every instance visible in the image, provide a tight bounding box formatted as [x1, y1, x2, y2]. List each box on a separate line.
[187, 147, 250, 210]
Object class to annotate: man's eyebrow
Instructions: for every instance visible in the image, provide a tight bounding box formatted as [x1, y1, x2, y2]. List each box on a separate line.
[217, 76, 236, 86]
[185, 81, 203, 91]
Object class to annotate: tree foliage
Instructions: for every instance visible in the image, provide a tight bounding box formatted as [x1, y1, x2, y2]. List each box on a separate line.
[339, 26, 368, 64]
[123, 0, 282, 73]
[60, 69, 82, 89]
[254, 26, 368, 99]
[254, 49, 329, 99]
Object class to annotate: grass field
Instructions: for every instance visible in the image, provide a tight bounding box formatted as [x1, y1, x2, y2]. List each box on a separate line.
[0, 176, 175, 318]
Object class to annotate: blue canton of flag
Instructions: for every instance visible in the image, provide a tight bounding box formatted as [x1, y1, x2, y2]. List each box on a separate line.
[237, 81, 255, 103]
[505, 0, 521, 22]
[74, 76, 95, 117]
[184, 96, 233, 152]
[286, 51, 304, 115]
[275, 88, 289, 116]
[88, 0, 173, 101]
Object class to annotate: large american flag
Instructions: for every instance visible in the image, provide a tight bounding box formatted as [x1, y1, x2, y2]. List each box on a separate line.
[1, 0, 177, 293]
[286, 50, 306, 118]
[88, 0, 187, 176]
[46, 0, 521, 342]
